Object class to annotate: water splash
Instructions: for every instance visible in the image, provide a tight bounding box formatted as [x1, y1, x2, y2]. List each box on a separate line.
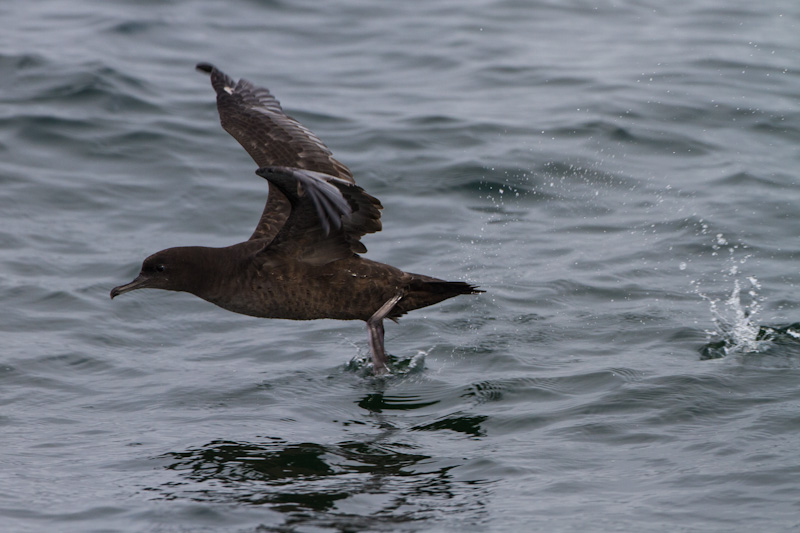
[699, 276, 766, 359]
[692, 230, 767, 359]
[346, 351, 427, 377]
[693, 236, 800, 364]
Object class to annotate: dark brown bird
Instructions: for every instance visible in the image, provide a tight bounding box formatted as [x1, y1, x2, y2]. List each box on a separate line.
[111, 63, 481, 374]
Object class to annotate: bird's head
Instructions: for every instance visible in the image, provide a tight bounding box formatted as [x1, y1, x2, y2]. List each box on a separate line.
[110, 247, 211, 299]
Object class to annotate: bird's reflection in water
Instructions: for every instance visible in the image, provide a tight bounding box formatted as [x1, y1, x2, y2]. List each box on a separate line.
[153, 393, 490, 528]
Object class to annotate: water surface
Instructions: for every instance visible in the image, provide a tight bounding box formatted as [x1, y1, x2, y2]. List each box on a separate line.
[1, 0, 799, 531]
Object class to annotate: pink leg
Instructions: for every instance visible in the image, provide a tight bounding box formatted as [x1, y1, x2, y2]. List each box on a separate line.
[366, 293, 403, 375]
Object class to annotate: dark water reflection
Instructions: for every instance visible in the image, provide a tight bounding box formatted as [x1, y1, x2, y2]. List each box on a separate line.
[156, 430, 490, 527]
[152, 391, 490, 528]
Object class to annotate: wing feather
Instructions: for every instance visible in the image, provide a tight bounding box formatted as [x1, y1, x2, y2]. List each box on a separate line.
[196, 63, 355, 244]
[196, 63, 353, 182]
[255, 167, 382, 265]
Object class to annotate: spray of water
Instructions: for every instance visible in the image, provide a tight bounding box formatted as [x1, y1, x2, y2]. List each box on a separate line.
[692, 231, 769, 358]
[705, 276, 766, 354]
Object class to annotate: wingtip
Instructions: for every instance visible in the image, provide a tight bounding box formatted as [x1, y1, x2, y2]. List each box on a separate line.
[196, 62, 214, 74]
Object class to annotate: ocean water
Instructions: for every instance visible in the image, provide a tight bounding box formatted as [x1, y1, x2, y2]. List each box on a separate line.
[1, 0, 799, 531]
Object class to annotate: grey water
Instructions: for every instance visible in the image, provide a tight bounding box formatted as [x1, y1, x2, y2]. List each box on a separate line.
[2, 0, 799, 531]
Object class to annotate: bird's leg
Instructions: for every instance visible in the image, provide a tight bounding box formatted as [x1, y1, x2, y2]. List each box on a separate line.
[366, 292, 403, 375]
[367, 320, 386, 373]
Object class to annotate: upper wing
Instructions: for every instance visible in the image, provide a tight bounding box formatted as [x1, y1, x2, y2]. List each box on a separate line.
[254, 167, 382, 265]
[196, 63, 353, 182]
[196, 63, 354, 242]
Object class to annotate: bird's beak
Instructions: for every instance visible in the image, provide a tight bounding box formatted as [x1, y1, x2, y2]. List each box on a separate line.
[110, 274, 149, 299]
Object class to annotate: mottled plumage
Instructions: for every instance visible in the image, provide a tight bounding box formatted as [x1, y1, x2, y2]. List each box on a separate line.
[111, 63, 481, 374]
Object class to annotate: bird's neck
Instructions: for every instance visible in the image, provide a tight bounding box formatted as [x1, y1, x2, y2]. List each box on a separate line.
[182, 243, 260, 303]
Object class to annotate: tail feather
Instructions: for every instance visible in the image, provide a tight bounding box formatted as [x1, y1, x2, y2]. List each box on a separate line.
[412, 279, 483, 296]
[391, 277, 483, 319]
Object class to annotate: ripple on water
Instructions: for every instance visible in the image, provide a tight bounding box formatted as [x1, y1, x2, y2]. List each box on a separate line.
[148, 435, 492, 528]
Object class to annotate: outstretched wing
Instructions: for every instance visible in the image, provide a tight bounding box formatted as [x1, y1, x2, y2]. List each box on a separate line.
[196, 63, 354, 242]
[254, 167, 382, 265]
[196, 63, 353, 181]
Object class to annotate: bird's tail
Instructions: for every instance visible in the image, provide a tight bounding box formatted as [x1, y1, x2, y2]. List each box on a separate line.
[412, 279, 483, 297]
[391, 276, 483, 319]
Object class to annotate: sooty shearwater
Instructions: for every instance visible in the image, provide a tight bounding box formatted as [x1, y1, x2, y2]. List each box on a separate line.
[111, 63, 482, 374]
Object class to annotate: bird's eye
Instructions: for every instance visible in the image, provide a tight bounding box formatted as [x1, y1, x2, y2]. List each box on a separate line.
[156, 264, 166, 272]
